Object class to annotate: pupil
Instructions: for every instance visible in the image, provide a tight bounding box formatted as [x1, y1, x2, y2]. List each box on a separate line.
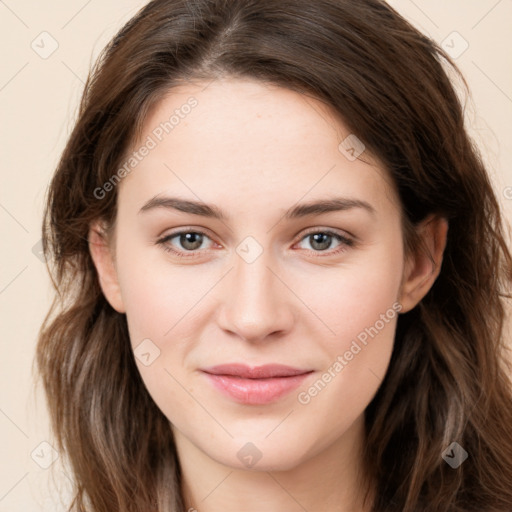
[181, 233, 202, 250]
[311, 233, 331, 251]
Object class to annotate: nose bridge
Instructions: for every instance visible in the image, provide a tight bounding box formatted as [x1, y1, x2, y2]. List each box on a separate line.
[234, 247, 274, 302]
[217, 241, 294, 341]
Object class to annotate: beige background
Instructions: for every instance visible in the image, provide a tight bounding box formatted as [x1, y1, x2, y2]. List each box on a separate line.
[1, 1, 511, 510]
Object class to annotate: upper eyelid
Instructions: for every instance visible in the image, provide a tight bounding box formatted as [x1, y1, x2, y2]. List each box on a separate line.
[297, 226, 353, 240]
[160, 227, 218, 245]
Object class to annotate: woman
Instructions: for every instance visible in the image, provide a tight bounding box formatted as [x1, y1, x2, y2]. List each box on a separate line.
[36, 0, 512, 510]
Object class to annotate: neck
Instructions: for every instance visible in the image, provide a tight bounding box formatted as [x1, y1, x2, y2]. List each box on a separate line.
[175, 415, 374, 512]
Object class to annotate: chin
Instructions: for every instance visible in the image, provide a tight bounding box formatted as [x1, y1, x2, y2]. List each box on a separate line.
[207, 437, 311, 473]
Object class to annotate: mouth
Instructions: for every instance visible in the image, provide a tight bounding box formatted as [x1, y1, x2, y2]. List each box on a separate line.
[200, 364, 314, 405]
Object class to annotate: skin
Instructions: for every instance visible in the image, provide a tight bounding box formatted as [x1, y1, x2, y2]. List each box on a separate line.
[89, 77, 448, 512]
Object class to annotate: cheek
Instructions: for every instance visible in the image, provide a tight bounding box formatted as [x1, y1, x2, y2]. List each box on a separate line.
[114, 247, 218, 410]
[115, 262, 204, 420]
[292, 244, 402, 410]
[115, 241, 213, 346]
[298, 245, 402, 349]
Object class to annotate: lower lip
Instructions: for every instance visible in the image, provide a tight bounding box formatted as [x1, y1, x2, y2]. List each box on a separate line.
[203, 372, 312, 405]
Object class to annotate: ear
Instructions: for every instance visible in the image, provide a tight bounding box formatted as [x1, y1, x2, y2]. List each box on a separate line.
[88, 220, 126, 313]
[398, 214, 449, 314]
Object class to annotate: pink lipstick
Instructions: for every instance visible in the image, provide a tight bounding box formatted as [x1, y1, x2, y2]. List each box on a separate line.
[201, 364, 313, 405]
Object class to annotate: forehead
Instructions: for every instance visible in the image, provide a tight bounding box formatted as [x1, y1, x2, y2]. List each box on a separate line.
[118, 77, 400, 218]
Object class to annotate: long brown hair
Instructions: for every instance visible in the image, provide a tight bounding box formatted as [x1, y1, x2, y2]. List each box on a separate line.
[35, 0, 512, 510]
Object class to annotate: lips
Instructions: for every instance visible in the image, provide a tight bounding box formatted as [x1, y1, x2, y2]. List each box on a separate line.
[201, 364, 314, 405]
[202, 363, 311, 379]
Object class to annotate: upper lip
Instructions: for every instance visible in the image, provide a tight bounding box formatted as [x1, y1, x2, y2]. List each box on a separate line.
[201, 364, 313, 379]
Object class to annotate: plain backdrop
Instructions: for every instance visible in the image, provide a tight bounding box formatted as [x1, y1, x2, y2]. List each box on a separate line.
[1, 1, 511, 510]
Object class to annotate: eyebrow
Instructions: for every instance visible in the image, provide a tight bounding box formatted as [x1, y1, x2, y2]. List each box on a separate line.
[138, 195, 376, 219]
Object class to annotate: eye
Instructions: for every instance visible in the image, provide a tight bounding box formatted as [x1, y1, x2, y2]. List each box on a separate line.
[156, 228, 355, 260]
[295, 229, 354, 256]
[156, 229, 216, 258]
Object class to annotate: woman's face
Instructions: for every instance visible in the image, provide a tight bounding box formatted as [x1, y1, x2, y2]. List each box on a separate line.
[99, 78, 409, 471]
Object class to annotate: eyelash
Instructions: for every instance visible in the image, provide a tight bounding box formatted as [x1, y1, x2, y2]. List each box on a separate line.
[156, 227, 355, 259]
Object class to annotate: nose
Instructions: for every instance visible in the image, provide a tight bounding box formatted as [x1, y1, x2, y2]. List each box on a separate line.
[216, 250, 296, 343]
